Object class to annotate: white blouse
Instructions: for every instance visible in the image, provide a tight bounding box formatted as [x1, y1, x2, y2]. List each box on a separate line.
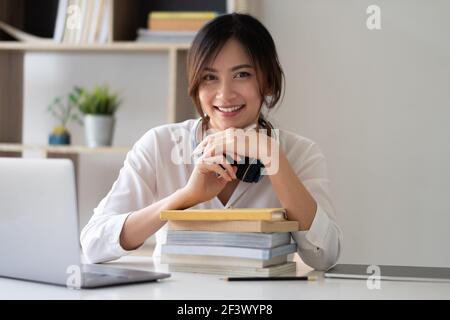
[80, 118, 342, 271]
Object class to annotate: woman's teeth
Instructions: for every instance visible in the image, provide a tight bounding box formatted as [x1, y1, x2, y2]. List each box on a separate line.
[216, 105, 245, 113]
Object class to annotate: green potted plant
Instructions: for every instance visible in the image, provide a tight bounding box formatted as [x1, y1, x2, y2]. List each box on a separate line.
[77, 84, 121, 147]
[47, 89, 83, 145]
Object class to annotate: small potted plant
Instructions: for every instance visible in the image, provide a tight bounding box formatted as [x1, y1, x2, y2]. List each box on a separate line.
[47, 89, 83, 145]
[77, 84, 121, 147]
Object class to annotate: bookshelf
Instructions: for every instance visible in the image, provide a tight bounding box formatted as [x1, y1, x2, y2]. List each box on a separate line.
[0, 1, 237, 229]
[0, 0, 254, 254]
[0, 0, 240, 155]
[0, 0, 261, 162]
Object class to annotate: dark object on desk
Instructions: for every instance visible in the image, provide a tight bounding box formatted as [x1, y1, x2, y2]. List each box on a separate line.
[225, 276, 317, 281]
[325, 264, 450, 283]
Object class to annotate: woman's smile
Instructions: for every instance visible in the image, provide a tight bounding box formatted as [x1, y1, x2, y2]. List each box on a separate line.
[213, 104, 246, 117]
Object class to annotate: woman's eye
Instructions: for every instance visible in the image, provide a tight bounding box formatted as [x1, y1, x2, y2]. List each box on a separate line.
[202, 74, 217, 81]
[234, 71, 251, 79]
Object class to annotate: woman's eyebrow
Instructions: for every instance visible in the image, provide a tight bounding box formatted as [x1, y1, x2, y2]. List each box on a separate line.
[230, 64, 254, 71]
[203, 64, 254, 72]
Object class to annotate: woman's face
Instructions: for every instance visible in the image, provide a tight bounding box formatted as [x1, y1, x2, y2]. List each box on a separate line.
[198, 38, 262, 131]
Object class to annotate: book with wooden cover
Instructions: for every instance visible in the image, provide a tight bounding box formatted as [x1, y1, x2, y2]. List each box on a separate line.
[169, 220, 299, 233]
[149, 19, 212, 32]
[160, 208, 287, 221]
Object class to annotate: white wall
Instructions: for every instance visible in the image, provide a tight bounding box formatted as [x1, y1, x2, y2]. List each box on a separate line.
[23, 52, 169, 233]
[259, 0, 450, 266]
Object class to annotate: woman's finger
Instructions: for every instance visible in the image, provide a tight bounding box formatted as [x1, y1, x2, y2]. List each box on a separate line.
[211, 163, 232, 181]
[219, 161, 237, 180]
[199, 156, 235, 182]
[200, 155, 225, 165]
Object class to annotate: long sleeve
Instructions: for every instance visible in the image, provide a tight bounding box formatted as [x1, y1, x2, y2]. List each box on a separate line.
[285, 136, 343, 271]
[80, 131, 157, 264]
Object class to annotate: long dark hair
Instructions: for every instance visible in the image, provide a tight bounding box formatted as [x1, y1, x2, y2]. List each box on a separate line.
[187, 13, 285, 133]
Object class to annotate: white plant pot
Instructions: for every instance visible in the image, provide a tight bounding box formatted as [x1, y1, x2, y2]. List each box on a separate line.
[84, 114, 115, 147]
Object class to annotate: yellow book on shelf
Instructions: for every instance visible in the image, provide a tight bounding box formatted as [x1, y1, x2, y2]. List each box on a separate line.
[160, 208, 287, 221]
[149, 11, 218, 20]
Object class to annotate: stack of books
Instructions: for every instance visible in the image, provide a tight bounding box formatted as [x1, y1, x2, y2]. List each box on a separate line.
[160, 208, 300, 276]
[137, 11, 218, 43]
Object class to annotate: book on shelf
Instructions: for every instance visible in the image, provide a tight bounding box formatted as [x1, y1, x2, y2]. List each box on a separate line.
[148, 11, 218, 32]
[136, 29, 195, 43]
[167, 261, 297, 277]
[160, 208, 287, 221]
[61, 0, 111, 44]
[161, 243, 297, 260]
[53, 0, 68, 43]
[168, 220, 299, 233]
[161, 253, 288, 268]
[166, 230, 291, 249]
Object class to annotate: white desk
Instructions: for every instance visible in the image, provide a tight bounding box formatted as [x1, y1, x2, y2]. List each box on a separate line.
[1, 256, 450, 300]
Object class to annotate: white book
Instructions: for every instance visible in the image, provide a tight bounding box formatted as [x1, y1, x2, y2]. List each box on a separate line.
[53, 0, 69, 43]
[166, 230, 291, 249]
[88, 0, 103, 44]
[168, 261, 297, 277]
[161, 253, 288, 268]
[63, 0, 82, 44]
[161, 243, 297, 260]
[79, 0, 94, 44]
[97, 0, 111, 43]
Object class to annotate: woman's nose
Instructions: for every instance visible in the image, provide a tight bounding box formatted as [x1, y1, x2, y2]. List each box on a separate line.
[215, 80, 237, 101]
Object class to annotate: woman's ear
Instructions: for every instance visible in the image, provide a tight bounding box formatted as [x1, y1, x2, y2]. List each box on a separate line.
[263, 94, 274, 107]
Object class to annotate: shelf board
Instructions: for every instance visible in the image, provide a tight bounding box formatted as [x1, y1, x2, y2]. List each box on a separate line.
[0, 143, 130, 155]
[0, 41, 191, 52]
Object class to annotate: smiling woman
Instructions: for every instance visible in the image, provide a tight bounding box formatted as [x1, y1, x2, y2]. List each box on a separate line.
[187, 13, 284, 132]
[80, 13, 342, 272]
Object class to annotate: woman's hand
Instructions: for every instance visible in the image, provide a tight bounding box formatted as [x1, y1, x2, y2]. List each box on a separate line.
[192, 127, 280, 175]
[182, 142, 238, 206]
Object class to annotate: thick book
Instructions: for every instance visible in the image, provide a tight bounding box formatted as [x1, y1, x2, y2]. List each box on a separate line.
[161, 253, 288, 268]
[169, 220, 299, 233]
[161, 243, 297, 260]
[168, 261, 297, 277]
[166, 230, 291, 249]
[160, 208, 287, 221]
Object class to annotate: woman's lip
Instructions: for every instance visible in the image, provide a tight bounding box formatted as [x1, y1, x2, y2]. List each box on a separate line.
[213, 105, 246, 117]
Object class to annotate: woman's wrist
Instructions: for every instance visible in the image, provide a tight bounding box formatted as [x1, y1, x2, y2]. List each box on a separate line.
[259, 136, 280, 168]
[174, 187, 199, 209]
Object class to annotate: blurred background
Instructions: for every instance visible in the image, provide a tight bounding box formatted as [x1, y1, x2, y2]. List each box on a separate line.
[1, 0, 449, 267]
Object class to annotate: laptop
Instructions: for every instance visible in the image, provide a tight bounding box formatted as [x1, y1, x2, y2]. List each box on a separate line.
[325, 264, 450, 283]
[0, 157, 170, 288]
